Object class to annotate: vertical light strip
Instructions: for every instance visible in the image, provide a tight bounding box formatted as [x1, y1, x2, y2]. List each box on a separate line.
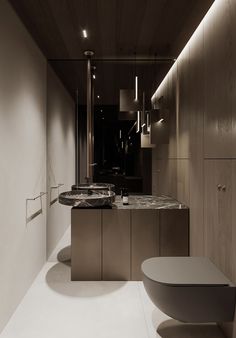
[136, 111, 140, 133]
[135, 76, 138, 101]
[147, 112, 150, 132]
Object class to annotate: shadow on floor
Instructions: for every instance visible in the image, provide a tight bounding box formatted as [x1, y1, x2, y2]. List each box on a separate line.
[57, 246, 71, 266]
[156, 319, 225, 338]
[45, 262, 127, 298]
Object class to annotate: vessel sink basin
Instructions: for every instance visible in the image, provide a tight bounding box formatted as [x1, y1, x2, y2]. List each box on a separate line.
[71, 183, 115, 191]
[59, 189, 116, 208]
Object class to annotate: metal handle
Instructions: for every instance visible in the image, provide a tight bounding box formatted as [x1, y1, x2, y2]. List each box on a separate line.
[51, 183, 64, 189]
[26, 192, 47, 201]
[217, 184, 222, 191]
[50, 184, 64, 206]
[26, 192, 47, 224]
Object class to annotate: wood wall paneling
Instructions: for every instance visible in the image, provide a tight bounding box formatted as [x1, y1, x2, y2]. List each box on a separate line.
[189, 156, 204, 256]
[152, 144, 169, 161]
[71, 209, 102, 280]
[229, 0, 236, 158]
[151, 78, 170, 145]
[159, 209, 189, 256]
[168, 159, 178, 199]
[152, 160, 169, 195]
[152, 171, 159, 196]
[152, 2, 236, 336]
[204, 160, 232, 278]
[188, 24, 205, 256]
[232, 160, 236, 283]
[177, 45, 190, 159]
[168, 63, 177, 159]
[204, 0, 233, 158]
[177, 159, 190, 205]
[102, 210, 131, 280]
[152, 158, 177, 198]
[131, 210, 159, 280]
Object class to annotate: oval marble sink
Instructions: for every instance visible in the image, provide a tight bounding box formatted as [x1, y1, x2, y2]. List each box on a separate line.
[71, 183, 115, 191]
[59, 189, 116, 208]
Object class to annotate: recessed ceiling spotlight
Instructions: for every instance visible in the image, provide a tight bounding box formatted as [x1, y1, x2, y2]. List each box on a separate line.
[100, 109, 103, 112]
[97, 95, 100, 99]
[93, 74, 96, 79]
[82, 29, 88, 38]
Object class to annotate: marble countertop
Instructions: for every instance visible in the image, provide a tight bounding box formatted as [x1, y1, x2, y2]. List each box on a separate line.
[112, 195, 188, 209]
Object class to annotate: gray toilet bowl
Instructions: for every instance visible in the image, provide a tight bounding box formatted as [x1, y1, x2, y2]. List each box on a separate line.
[142, 257, 236, 323]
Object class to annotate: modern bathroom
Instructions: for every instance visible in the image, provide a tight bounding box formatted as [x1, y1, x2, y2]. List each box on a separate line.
[0, 0, 236, 337]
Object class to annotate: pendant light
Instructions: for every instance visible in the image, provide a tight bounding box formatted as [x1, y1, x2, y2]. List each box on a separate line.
[134, 52, 138, 101]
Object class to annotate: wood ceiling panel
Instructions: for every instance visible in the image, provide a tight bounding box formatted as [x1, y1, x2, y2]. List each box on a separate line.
[10, 0, 214, 59]
[46, 0, 80, 58]
[9, 0, 215, 101]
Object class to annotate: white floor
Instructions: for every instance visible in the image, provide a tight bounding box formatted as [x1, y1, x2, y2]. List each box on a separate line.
[1, 228, 225, 338]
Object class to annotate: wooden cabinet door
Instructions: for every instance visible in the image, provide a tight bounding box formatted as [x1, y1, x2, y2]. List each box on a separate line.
[131, 210, 159, 280]
[71, 209, 102, 280]
[159, 209, 189, 256]
[204, 160, 232, 277]
[102, 210, 131, 280]
[204, 0, 233, 158]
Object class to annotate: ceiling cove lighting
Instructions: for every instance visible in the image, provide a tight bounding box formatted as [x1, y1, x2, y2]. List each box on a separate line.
[151, 0, 216, 102]
[82, 29, 88, 38]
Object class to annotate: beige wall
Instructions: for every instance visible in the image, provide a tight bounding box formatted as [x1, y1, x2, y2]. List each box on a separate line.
[152, 0, 236, 335]
[46, 65, 75, 258]
[0, 1, 75, 333]
[0, 0, 47, 332]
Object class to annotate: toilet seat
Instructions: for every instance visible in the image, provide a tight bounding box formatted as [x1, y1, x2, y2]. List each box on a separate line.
[142, 257, 231, 286]
[142, 257, 236, 323]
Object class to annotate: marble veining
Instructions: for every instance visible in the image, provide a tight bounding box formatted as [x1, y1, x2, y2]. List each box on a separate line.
[113, 195, 188, 209]
[59, 190, 115, 207]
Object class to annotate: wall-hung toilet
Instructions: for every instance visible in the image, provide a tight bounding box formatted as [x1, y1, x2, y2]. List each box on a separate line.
[142, 257, 236, 323]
